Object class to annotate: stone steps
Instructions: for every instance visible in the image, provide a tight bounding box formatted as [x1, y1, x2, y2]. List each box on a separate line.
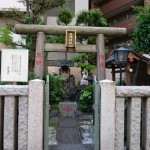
[57, 118, 82, 144]
[49, 144, 93, 150]
[49, 108, 94, 150]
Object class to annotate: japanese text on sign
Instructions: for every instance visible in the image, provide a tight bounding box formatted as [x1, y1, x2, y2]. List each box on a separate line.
[66, 30, 76, 48]
[1, 49, 28, 82]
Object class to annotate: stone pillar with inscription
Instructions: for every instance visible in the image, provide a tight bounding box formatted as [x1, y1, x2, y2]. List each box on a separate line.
[96, 34, 106, 81]
[34, 32, 45, 79]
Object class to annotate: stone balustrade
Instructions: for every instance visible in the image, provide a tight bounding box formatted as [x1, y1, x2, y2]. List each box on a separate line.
[0, 79, 44, 150]
[99, 80, 150, 150]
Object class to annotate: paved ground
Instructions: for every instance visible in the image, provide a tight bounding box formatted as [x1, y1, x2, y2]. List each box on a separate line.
[57, 118, 81, 144]
[49, 144, 93, 150]
[49, 109, 94, 150]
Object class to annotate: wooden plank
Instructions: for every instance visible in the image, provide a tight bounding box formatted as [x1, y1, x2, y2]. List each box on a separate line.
[18, 96, 28, 150]
[127, 97, 141, 150]
[4, 96, 16, 150]
[125, 63, 131, 85]
[115, 97, 124, 150]
[45, 43, 96, 53]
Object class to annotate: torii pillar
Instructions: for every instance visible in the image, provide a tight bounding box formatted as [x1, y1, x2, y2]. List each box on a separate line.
[96, 34, 105, 81]
[34, 32, 45, 79]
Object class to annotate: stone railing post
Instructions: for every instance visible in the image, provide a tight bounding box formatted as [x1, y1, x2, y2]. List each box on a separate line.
[99, 80, 115, 150]
[28, 79, 45, 150]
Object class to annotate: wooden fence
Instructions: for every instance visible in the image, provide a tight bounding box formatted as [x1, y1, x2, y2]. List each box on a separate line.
[0, 79, 44, 150]
[99, 80, 150, 150]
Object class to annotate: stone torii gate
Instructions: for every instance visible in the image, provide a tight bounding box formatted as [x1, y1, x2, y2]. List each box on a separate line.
[14, 24, 127, 81]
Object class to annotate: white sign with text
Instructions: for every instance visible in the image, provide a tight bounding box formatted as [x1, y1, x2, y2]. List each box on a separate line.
[1, 49, 28, 82]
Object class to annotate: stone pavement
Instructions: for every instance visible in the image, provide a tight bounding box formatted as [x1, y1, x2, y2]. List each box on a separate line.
[49, 109, 93, 150]
[49, 144, 93, 150]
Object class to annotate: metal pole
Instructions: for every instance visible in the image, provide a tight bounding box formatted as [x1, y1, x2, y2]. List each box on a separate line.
[120, 64, 122, 86]
[44, 75, 49, 150]
[93, 83, 100, 150]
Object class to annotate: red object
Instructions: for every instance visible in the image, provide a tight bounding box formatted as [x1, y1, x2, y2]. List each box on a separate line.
[99, 55, 105, 60]
[64, 106, 72, 112]
[36, 60, 42, 65]
[99, 62, 105, 68]
[36, 53, 42, 59]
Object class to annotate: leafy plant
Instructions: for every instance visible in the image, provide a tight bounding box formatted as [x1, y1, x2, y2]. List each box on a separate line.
[71, 8, 107, 74]
[48, 74, 66, 103]
[71, 53, 96, 74]
[2, 0, 66, 72]
[76, 8, 107, 44]
[79, 85, 93, 113]
[132, 4, 150, 54]
[57, 7, 73, 25]
[0, 26, 15, 47]
[47, 7, 73, 43]
[47, 35, 65, 43]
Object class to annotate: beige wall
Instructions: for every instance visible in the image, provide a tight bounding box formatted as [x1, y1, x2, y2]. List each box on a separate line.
[75, 0, 89, 14]
[0, 17, 17, 28]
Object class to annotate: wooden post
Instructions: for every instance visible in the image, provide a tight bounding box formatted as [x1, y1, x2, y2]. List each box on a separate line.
[112, 65, 115, 81]
[34, 32, 45, 79]
[96, 34, 106, 81]
[125, 62, 131, 85]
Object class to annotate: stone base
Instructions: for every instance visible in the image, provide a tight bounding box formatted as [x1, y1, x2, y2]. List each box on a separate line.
[59, 102, 77, 118]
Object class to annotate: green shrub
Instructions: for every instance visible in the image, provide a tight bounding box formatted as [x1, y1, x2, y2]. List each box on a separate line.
[79, 85, 93, 113]
[48, 74, 66, 103]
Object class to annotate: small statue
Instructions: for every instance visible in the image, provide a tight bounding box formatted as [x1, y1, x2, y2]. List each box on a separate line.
[82, 71, 88, 80]
[80, 71, 88, 85]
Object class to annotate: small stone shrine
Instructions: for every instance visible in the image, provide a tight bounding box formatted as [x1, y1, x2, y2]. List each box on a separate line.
[58, 60, 77, 117]
[59, 101, 77, 118]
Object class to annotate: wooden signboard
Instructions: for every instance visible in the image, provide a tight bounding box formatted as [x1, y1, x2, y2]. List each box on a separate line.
[66, 30, 76, 48]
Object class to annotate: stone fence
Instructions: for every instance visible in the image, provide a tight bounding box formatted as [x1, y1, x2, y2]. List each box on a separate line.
[0, 79, 44, 150]
[100, 80, 150, 150]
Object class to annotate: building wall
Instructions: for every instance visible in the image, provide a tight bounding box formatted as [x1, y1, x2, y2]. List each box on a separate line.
[0, 0, 25, 11]
[99, 0, 141, 17]
[96, 0, 144, 48]
[75, 0, 89, 15]
[47, 0, 89, 25]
